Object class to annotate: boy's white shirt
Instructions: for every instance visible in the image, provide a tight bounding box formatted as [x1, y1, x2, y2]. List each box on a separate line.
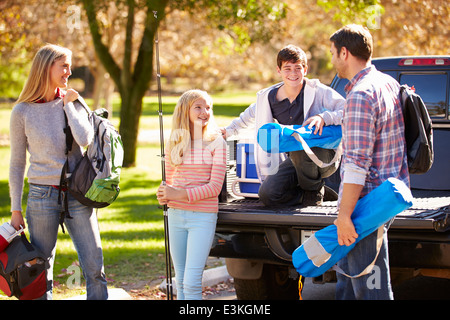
[225, 78, 345, 181]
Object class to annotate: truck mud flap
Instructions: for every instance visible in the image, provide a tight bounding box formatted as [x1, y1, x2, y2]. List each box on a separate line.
[264, 228, 298, 262]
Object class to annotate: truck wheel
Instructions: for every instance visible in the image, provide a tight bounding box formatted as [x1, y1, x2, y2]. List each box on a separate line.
[234, 264, 300, 300]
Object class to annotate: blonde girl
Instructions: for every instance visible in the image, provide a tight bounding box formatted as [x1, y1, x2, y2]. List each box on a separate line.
[157, 89, 227, 300]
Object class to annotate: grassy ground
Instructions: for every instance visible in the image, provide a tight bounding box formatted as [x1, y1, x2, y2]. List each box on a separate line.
[0, 91, 252, 300]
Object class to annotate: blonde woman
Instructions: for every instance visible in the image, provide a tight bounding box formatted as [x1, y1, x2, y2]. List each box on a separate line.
[157, 90, 227, 300]
[9, 44, 108, 299]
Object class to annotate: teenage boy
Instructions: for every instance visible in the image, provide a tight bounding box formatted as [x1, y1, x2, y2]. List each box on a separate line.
[221, 45, 345, 206]
[330, 25, 409, 299]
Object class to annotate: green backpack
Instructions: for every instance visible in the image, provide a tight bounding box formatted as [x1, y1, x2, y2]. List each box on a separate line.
[60, 97, 123, 225]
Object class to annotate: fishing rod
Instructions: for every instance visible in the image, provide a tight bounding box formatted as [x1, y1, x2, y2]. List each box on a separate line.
[153, 10, 173, 301]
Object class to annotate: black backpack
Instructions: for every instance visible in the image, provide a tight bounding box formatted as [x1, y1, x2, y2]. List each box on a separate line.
[400, 85, 434, 174]
[58, 98, 124, 233]
[0, 234, 49, 300]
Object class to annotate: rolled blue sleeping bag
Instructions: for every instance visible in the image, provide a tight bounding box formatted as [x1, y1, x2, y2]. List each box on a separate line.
[257, 122, 342, 153]
[292, 178, 413, 277]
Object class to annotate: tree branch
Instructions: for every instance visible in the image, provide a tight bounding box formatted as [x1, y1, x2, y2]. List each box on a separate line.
[121, 0, 135, 90]
[81, 0, 122, 91]
[132, 1, 168, 90]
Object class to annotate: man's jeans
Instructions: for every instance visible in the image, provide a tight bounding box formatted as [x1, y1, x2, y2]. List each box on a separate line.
[26, 184, 108, 300]
[168, 208, 217, 300]
[335, 223, 394, 300]
[258, 148, 338, 206]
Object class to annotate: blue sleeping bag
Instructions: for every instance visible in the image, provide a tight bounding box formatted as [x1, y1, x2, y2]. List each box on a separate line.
[257, 123, 342, 153]
[292, 178, 413, 278]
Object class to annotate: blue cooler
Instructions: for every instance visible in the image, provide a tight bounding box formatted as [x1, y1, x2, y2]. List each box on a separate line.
[233, 143, 260, 197]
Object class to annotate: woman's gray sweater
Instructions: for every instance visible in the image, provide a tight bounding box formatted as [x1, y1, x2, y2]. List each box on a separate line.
[9, 98, 93, 212]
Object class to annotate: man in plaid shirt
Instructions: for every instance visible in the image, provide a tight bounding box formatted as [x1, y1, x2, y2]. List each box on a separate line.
[329, 25, 409, 299]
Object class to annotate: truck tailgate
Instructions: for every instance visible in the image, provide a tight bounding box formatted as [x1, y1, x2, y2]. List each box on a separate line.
[218, 190, 450, 231]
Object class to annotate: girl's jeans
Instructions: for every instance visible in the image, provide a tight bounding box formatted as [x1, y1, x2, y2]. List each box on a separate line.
[168, 208, 217, 300]
[26, 184, 108, 300]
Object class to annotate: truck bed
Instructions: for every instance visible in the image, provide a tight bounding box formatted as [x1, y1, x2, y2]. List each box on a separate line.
[217, 189, 450, 232]
[214, 189, 449, 267]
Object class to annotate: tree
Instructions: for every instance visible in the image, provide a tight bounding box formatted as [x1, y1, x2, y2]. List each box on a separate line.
[317, 0, 383, 26]
[81, 0, 166, 167]
[375, 0, 449, 56]
[80, 0, 287, 167]
[3, 0, 446, 166]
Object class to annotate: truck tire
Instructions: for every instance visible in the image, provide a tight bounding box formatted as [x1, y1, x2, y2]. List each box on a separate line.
[234, 264, 301, 300]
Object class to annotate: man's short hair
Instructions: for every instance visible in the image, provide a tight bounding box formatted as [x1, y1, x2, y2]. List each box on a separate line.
[277, 45, 308, 69]
[330, 24, 373, 61]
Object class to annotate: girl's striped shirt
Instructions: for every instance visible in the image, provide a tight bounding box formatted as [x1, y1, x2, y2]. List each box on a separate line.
[165, 136, 227, 213]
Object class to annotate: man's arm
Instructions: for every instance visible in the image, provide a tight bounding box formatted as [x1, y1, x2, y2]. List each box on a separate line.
[335, 183, 363, 246]
[336, 90, 375, 246]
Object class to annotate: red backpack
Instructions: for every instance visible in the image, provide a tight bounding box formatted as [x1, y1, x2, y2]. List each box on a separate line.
[0, 233, 49, 300]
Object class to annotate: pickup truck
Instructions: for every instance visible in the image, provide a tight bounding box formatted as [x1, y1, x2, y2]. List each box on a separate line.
[209, 56, 450, 300]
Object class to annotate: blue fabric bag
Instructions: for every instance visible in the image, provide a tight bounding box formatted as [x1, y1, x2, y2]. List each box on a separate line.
[257, 123, 342, 153]
[292, 178, 413, 278]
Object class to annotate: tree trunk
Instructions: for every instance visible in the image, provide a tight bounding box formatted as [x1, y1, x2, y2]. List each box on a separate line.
[82, 0, 169, 167]
[119, 89, 144, 167]
[92, 62, 114, 117]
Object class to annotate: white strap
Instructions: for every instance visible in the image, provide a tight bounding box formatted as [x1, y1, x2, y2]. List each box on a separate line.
[6, 226, 24, 242]
[291, 131, 342, 168]
[303, 233, 332, 268]
[332, 225, 384, 278]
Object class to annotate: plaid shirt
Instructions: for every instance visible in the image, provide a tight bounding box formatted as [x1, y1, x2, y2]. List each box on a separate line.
[340, 65, 409, 198]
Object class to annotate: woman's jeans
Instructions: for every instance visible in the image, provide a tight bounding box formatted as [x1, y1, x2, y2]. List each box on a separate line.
[168, 208, 217, 300]
[26, 184, 108, 300]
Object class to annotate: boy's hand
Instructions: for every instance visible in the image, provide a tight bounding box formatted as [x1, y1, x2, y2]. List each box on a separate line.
[303, 115, 325, 135]
[219, 128, 227, 139]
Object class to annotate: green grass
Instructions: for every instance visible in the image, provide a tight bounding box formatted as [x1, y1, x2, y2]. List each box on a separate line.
[0, 146, 167, 299]
[0, 91, 253, 299]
